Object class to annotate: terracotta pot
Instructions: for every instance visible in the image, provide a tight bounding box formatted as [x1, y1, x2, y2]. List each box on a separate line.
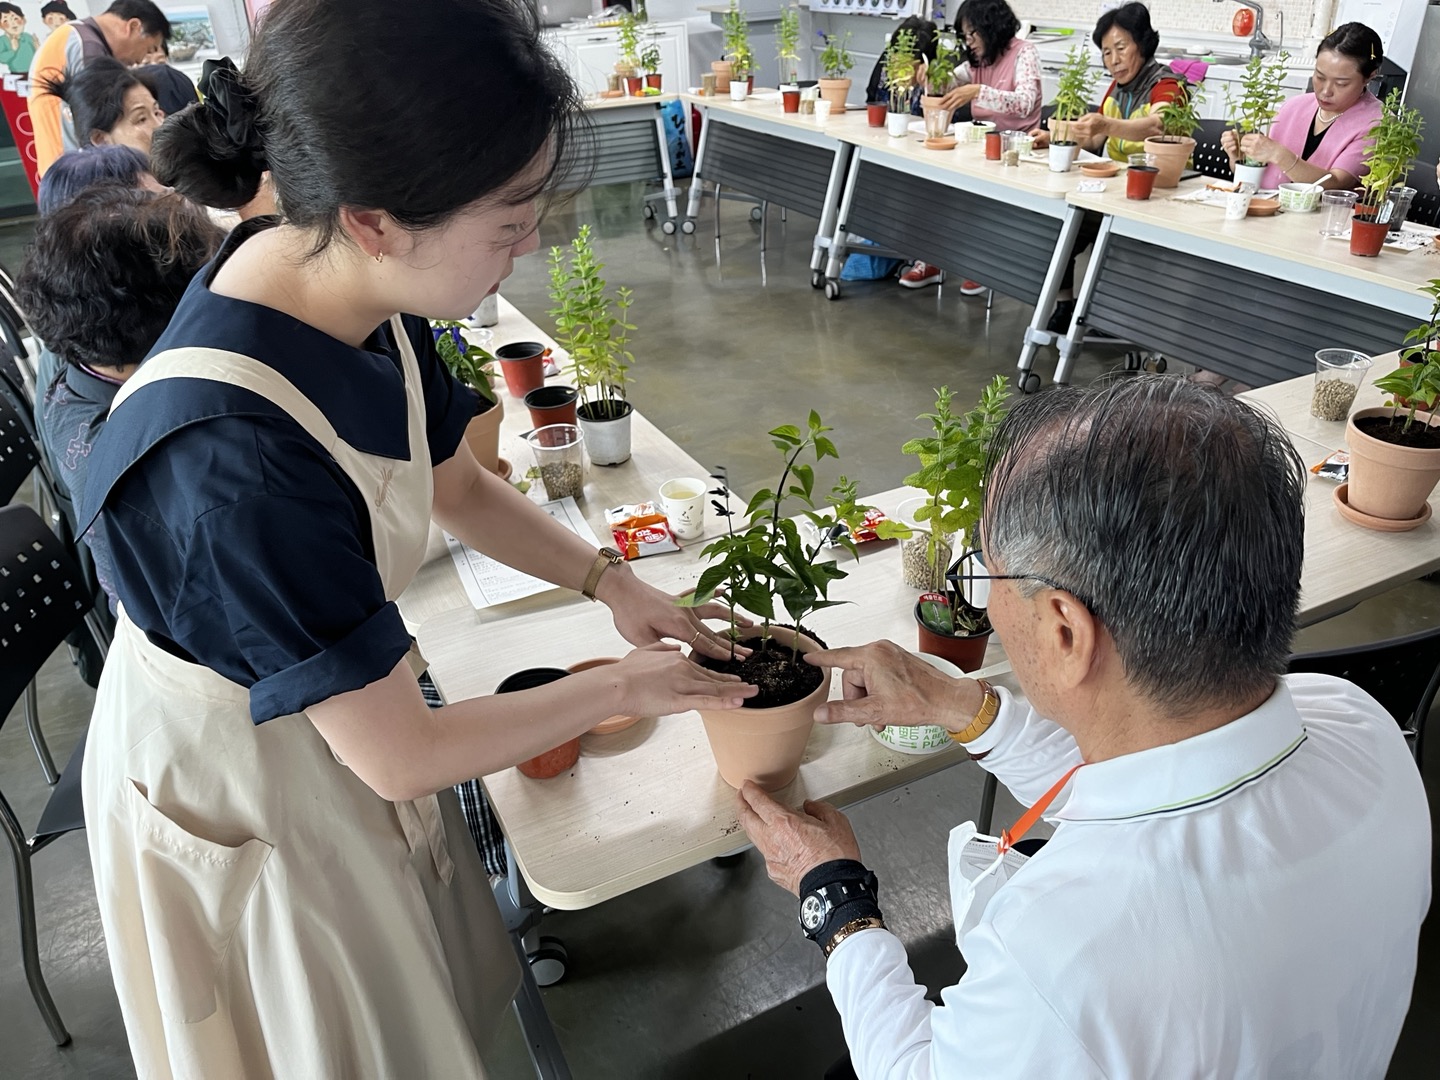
[784, 89, 802, 114]
[1350, 214, 1388, 257]
[1143, 135, 1194, 189]
[695, 627, 830, 791]
[1344, 407, 1440, 524]
[915, 603, 992, 672]
[711, 60, 733, 94]
[817, 77, 851, 111]
[495, 341, 548, 398]
[865, 101, 886, 126]
[645, 73, 662, 90]
[496, 667, 581, 779]
[524, 384, 578, 428]
[625, 75, 644, 96]
[463, 394, 503, 475]
[566, 658, 641, 734]
[920, 94, 945, 124]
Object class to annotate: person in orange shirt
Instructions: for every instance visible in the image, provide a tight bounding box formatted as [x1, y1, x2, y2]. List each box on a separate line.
[27, 0, 169, 175]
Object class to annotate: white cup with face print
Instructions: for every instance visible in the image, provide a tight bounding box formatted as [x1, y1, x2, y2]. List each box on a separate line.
[659, 477, 707, 540]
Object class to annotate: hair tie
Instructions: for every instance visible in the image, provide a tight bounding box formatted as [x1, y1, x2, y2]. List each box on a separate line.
[199, 57, 268, 171]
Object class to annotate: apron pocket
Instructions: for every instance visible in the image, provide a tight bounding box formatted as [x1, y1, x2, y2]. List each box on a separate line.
[123, 779, 273, 1024]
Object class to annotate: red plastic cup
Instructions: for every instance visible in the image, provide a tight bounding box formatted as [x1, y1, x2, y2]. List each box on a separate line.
[783, 89, 800, 113]
[984, 131, 1001, 160]
[866, 102, 886, 127]
[1126, 166, 1158, 200]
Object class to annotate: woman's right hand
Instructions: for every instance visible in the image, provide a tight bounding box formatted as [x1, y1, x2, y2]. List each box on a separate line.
[605, 643, 757, 718]
[1028, 126, 1050, 149]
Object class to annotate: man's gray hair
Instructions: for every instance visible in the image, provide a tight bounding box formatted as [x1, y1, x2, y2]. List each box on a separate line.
[983, 376, 1306, 715]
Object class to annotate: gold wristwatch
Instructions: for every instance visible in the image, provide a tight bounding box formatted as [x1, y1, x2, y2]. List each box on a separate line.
[823, 916, 886, 958]
[949, 679, 1000, 745]
[581, 547, 624, 601]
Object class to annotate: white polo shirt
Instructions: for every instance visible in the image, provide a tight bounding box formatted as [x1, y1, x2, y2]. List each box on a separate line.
[826, 674, 1431, 1079]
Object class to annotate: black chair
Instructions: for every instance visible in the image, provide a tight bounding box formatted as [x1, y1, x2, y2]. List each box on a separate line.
[1287, 624, 1440, 766]
[1403, 159, 1440, 229]
[1193, 118, 1234, 181]
[1, 503, 110, 1047]
[0, 389, 41, 507]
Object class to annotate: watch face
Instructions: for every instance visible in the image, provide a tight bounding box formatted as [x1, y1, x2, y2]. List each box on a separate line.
[800, 893, 826, 931]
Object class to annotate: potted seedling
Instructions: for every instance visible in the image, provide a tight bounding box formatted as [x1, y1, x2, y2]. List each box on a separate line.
[883, 27, 918, 137]
[904, 377, 1010, 670]
[922, 33, 959, 128]
[548, 224, 635, 466]
[641, 41, 662, 90]
[1145, 76, 1203, 188]
[720, 1, 753, 99]
[433, 320, 506, 476]
[777, 1, 801, 107]
[616, 11, 643, 95]
[1352, 90, 1425, 257]
[1047, 45, 1094, 173]
[817, 30, 854, 112]
[1223, 52, 1289, 188]
[679, 417, 875, 790]
[1342, 283, 1440, 529]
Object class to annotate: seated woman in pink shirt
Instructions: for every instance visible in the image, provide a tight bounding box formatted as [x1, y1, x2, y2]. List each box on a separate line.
[1220, 22, 1383, 191]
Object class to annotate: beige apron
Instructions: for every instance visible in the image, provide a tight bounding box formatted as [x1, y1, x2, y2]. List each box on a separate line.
[82, 317, 519, 1079]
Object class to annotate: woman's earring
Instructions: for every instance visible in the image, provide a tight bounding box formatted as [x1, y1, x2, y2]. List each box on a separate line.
[374, 252, 385, 265]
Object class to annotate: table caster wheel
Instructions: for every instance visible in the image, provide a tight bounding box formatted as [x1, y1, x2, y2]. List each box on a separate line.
[681, 219, 696, 235]
[528, 936, 568, 987]
[661, 219, 676, 235]
[643, 204, 655, 220]
[811, 270, 824, 289]
[1020, 371, 1042, 394]
[824, 279, 841, 301]
[749, 206, 762, 222]
[1150, 356, 1167, 373]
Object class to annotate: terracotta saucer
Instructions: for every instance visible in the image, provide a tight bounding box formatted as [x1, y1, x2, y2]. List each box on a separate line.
[1247, 198, 1281, 217]
[1079, 161, 1119, 178]
[1333, 483, 1433, 532]
[923, 136, 957, 150]
[567, 658, 643, 734]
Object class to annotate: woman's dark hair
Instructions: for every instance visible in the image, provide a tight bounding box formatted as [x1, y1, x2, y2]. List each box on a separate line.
[37, 145, 150, 216]
[17, 187, 224, 371]
[150, 0, 586, 250]
[36, 56, 159, 146]
[41, 2, 77, 19]
[892, 15, 938, 61]
[1093, 1, 1160, 62]
[1319, 22, 1383, 80]
[957, 0, 1020, 67]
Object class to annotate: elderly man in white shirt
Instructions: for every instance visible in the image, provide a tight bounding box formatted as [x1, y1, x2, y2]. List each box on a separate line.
[738, 376, 1431, 1080]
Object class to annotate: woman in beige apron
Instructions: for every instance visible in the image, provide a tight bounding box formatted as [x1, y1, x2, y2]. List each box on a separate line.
[76, 3, 753, 1075]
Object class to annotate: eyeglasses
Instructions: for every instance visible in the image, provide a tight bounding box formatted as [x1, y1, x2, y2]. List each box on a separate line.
[945, 550, 1099, 616]
[961, 28, 980, 41]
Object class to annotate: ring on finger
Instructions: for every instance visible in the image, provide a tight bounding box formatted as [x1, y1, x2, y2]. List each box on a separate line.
[688, 627, 702, 647]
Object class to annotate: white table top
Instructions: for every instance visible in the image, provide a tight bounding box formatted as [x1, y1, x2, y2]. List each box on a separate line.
[583, 92, 675, 113]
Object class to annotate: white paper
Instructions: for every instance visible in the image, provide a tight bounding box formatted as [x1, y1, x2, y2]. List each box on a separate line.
[445, 496, 603, 609]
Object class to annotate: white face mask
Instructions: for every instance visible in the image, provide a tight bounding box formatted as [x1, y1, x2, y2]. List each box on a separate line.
[948, 823, 1033, 944]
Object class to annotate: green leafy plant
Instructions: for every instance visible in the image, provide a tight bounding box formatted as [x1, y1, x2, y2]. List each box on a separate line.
[883, 28, 918, 113]
[1379, 277, 1440, 431]
[819, 30, 853, 80]
[1359, 88, 1425, 221]
[902, 376, 1010, 549]
[1049, 45, 1095, 144]
[680, 415, 875, 664]
[1155, 77, 1204, 139]
[640, 41, 661, 75]
[925, 33, 960, 96]
[431, 321, 496, 407]
[1223, 52, 1289, 164]
[723, 1, 753, 78]
[547, 224, 634, 421]
[616, 11, 642, 71]
[776, 3, 801, 85]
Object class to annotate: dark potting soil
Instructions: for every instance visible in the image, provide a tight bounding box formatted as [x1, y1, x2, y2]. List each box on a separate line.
[696, 626, 827, 709]
[1356, 414, 1440, 451]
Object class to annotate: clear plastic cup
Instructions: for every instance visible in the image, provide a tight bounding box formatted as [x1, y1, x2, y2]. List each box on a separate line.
[924, 106, 953, 140]
[1311, 349, 1372, 421]
[1000, 130, 1025, 167]
[525, 424, 585, 500]
[1318, 190, 1359, 237]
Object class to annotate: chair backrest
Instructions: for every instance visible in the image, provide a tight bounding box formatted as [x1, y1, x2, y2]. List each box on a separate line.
[1287, 624, 1440, 756]
[0, 504, 96, 727]
[0, 391, 41, 506]
[1193, 118, 1234, 181]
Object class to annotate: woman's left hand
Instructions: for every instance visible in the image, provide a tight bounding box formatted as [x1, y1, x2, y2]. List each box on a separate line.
[596, 563, 750, 661]
[939, 83, 980, 111]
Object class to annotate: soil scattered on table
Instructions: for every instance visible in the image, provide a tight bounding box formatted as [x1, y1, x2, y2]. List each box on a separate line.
[1355, 414, 1440, 450]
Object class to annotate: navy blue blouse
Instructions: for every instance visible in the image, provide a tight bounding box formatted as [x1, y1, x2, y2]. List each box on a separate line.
[80, 218, 478, 723]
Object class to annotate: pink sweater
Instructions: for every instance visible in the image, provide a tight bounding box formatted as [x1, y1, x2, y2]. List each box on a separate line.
[957, 37, 1042, 131]
[1261, 90, 1382, 189]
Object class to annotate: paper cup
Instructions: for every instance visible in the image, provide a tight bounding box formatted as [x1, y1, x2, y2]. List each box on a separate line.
[1224, 190, 1253, 221]
[659, 477, 707, 540]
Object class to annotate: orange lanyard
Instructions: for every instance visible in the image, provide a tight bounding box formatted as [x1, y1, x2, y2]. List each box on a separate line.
[998, 764, 1083, 853]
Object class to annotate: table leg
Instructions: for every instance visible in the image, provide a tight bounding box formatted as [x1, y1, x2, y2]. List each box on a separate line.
[811, 142, 854, 284]
[1054, 215, 1115, 386]
[821, 151, 866, 299]
[509, 932, 573, 1080]
[1016, 204, 1087, 393]
[683, 104, 711, 224]
[652, 109, 679, 230]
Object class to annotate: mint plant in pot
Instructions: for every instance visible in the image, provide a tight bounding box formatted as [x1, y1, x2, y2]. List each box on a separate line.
[1047, 45, 1094, 174]
[1223, 52, 1289, 188]
[777, 2, 800, 110]
[818, 30, 854, 111]
[921, 33, 958, 122]
[722, 1, 752, 99]
[1351, 90, 1424, 257]
[1342, 287, 1440, 530]
[433, 320, 505, 476]
[616, 11, 643, 94]
[641, 42, 662, 91]
[1145, 76, 1203, 188]
[548, 224, 635, 466]
[906, 376, 1010, 670]
[882, 27, 919, 137]
[679, 415, 875, 790]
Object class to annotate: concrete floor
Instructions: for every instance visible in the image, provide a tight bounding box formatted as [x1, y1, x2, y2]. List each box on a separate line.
[2, 187, 1438, 1079]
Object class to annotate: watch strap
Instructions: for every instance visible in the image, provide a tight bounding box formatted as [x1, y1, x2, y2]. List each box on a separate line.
[581, 547, 623, 601]
[950, 679, 1000, 745]
[822, 916, 886, 958]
